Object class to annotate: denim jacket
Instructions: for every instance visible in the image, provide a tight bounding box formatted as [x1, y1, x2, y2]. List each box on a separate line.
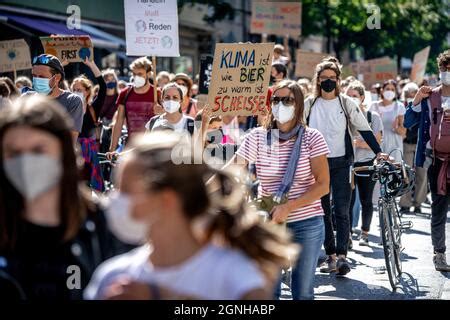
[404, 100, 431, 167]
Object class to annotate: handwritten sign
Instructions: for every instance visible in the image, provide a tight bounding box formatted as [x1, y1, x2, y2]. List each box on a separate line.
[250, 1, 302, 38]
[349, 57, 397, 87]
[207, 43, 274, 117]
[40, 35, 93, 63]
[124, 0, 179, 57]
[295, 50, 328, 78]
[0, 39, 31, 73]
[199, 54, 213, 94]
[410, 46, 430, 85]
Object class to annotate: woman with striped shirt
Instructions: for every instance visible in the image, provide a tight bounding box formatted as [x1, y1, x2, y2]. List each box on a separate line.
[218, 80, 330, 300]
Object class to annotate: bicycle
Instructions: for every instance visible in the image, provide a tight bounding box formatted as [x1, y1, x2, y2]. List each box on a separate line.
[353, 159, 414, 291]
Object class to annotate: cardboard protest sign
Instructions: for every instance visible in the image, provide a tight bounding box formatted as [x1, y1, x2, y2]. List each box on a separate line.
[124, 0, 179, 57]
[40, 35, 93, 63]
[295, 50, 328, 78]
[410, 46, 430, 85]
[207, 43, 274, 117]
[250, 1, 302, 38]
[0, 39, 31, 73]
[349, 57, 397, 87]
[199, 54, 213, 94]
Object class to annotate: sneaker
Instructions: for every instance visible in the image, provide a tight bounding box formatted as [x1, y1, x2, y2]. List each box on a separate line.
[433, 253, 450, 272]
[414, 207, 422, 215]
[359, 233, 369, 246]
[320, 257, 337, 273]
[399, 207, 410, 215]
[336, 258, 351, 276]
[317, 254, 328, 267]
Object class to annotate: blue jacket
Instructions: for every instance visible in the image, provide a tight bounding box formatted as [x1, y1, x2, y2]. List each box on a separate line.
[404, 100, 431, 167]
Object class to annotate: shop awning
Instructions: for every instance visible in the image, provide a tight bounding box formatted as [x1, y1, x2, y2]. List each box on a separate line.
[0, 12, 123, 50]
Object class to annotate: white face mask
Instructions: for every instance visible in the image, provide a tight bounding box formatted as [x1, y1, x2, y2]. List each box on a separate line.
[105, 192, 147, 245]
[406, 98, 414, 104]
[440, 71, 450, 86]
[179, 85, 188, 98]
[134, 75, 147, 88]
[163, 100, 181, 114]
[272, 102, 295, 124]
[4, 153, 62, 201]
[383, 90, 396, 101]
[350, 97, 361, 107]
[73, 91, 85, 102]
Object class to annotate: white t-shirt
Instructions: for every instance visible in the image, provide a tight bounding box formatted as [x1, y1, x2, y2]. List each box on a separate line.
[84, 244, 265, 300]
[145, 114, 188, 133]
[308, 97, 347, 158]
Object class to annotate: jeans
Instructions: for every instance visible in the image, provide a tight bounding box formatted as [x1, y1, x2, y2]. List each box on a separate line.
[274, 216, 325, 300]
[321, 156, 353, 256]
[349, 160, 377, 233]
[428, 158, 449, 254]
[399, 142, 428, 208]
[351, 186, 361, 229]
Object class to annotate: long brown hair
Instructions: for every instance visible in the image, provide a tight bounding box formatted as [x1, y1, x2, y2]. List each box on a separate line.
[264, 80, 305, 130]
[312, 59, 342, 98]
[0, 95, 86, 252]
[127, 132, 298, 281]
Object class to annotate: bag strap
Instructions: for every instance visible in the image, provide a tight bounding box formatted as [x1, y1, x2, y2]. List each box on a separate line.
[306, 96, 319, 125]
[186, 118, 195, 136]
[273, 126, 305, 203]
[87, 104, 97, 124]
[147, 115, 160, 131]
[367, 110, 372, 126]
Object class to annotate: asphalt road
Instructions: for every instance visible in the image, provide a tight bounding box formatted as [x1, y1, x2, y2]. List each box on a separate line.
[280, 199, 450, 300]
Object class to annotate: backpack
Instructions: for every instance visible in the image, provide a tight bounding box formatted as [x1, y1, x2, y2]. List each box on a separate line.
[147, 115, 195, 136]
[429, 87, 450, 155]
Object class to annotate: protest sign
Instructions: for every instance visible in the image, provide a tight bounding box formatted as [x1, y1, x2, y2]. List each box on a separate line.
[0, 39, 31, 74]
[410, 46, 430, 85]
[40, 35, 93, 63]
[199, 54, 213, 94]
[207, 43, 274, 117]
[124, 0, 179, 57]
[349, 57, 397, 87]
[295, 50, 328, 78]
[250, 1, 302, 38]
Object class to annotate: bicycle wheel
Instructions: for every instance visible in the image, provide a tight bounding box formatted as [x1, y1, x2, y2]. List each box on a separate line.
[379, 199, 398, 291]
[391, 204, 403, 275]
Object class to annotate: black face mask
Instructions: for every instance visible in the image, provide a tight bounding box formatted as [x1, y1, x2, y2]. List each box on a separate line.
[320, 79, 337, 93]
[206, 129, 224, 145]
[270, 76, 276, 83]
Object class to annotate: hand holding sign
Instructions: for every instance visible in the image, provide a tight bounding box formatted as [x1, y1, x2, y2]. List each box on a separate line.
[207, 43, 274, 117]
[40, 35, 93, 63]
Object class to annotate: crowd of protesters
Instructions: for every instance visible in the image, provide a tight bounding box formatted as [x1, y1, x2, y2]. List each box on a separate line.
[0, 45, 449, 301]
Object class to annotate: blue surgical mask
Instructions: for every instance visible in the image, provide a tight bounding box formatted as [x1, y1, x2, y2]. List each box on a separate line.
[106, 81, 117, 89]
[33, 76, 55, 95]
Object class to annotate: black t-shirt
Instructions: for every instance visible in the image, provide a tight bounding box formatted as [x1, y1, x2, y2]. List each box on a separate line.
[79, 76, 106, 139]
[3, 221, 79, 300]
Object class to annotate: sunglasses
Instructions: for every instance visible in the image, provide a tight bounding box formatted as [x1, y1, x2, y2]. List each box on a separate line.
[270, 96, 295, 105]
[33, 56, 50, 65]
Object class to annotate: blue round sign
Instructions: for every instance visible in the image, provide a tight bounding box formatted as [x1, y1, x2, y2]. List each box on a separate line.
[78, 47, 91, 60]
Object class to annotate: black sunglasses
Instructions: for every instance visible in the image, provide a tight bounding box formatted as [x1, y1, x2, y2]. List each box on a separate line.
[270, 96, 295, 105]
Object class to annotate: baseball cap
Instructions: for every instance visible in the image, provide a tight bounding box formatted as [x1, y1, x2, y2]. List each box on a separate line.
[32, 54, 65, 80]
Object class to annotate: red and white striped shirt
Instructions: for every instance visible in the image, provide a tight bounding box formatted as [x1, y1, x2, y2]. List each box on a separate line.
[237, 127, 329, 223]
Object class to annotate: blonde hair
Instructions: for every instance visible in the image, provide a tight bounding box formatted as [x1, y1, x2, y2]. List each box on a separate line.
[71, 75, 93, 105]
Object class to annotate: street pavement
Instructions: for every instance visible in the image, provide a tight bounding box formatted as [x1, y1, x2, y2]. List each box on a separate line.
[280, 199, 450, 300]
